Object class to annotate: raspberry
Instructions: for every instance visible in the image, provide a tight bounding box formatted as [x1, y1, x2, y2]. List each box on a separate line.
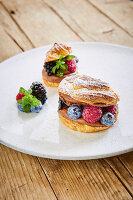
[103, 105, 118, 115]
[16, 92, 25, 101]
[65, 59, 77, 73]
[82, 105, 102, 123]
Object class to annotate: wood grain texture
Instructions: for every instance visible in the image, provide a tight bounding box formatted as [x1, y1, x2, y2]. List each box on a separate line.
[38, 158, 132, 200]
[0, 145, 57, 200]
[88, 0, 133, 37]
[0, 0, 133, 199]
[0, 26, 22, 62]
[119, 152, 133, 176]
[43, 0, 133, 46]
[105, 155, 133, 197]
[0, 2, 33, 51]
[1, 0, 82, 47]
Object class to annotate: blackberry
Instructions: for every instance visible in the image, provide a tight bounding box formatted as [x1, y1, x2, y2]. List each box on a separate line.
[58, 98, 67, 110]
[30, 82, 47, 105]
[44, 61, 56, 76]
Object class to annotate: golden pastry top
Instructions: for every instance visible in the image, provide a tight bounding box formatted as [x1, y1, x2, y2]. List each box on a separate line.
[45, 43, 72, 62]
[58, 74, 120, 107]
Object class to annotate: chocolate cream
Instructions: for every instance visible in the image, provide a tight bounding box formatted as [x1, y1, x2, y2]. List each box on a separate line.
[58, 93, 117, 127]
[58, 109, 106, 127]
[59, 92, 88, 107]
[42, 68, 71, 83]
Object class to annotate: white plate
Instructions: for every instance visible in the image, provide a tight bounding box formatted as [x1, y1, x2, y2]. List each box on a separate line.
[0, 42, 133, 160]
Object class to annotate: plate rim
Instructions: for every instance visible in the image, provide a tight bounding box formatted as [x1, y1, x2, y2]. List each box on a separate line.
[0, 139, 133, 160]
[0, 41, 133, 160]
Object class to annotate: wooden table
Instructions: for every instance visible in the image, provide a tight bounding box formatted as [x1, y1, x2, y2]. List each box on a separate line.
[0, 0, 133, 199]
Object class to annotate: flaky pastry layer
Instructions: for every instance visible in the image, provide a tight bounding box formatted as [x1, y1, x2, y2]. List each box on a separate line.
[45, 43, 72, 62]
[58, 74, 119, 106]
[59, 114, 113, 133]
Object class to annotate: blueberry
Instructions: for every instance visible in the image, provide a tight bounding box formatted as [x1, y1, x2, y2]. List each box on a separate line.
[100, 112, 115, 126]
[75, 56, 79, 63]
[68, 105, 82, 119]
[18, 104, 23, 112]
[30, 102, 42, 113]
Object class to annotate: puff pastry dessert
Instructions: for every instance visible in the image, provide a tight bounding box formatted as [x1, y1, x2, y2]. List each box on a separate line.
[58, 74, 120, 133]
[42, 43, 78, 87]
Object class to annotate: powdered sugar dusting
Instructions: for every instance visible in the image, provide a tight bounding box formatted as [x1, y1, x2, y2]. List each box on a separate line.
[46, 43, 72, 61]
[58, 74, 119, 105]
[74, 75, 109, 89]
[72, 88, 116, 100]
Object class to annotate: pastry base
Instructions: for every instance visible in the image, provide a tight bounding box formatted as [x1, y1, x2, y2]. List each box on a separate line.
[42, 77, 59, 87]
[59, 114, 117, 133]
[42, 72, 79, 87]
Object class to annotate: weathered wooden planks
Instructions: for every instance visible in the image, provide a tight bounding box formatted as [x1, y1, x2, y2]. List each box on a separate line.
[38, 158, 132, 200]
[1, 0, 81, 47]
[119, 152, 133, 176]
[88, 0, 133, 37]
[105, 155, 133, 196]
[0, 145, 57, 200]
[0, 26, 22, 62]
[0, 0, 133, 199]
[42, 0, 133, 46]
[0, 2, 33, 51]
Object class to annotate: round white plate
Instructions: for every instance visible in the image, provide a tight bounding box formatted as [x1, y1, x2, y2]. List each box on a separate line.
[0, 42, 133, 160]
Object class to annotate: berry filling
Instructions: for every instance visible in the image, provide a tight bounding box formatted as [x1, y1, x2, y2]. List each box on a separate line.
[65, 59, 77, 73]
[68, 105, 82, 119]
[44, 54, 78, 77]
[58, 98, 68, 110]
[82, 105, 102, 123]
[58, 99, 118, 126]
[102, 105, 118, 115]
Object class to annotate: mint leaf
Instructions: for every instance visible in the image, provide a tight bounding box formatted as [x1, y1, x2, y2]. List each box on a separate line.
[25, 91, 29, 96]
[52, 66, 57, 74]
[17, 99, 22, 104]
[28, 89, 32, 94]
[64, 64, 68, 70]
[57, 69, 63, 77]
[54, 54, 75, 77]
[59, 54, 64, 60]
[21, 92, 40, 113]
[30, 97, 40, 107]
[23, 104, 31, 113]
[61, 61, 65, 64]
[60, 64, 66, 70]
[65, 55, 75, 61]
[56, 66, 59, 70]
[19, 87, 25, 94]
[22, 96, 31, 106]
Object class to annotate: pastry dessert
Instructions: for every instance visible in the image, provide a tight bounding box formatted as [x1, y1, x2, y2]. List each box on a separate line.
[42, 43, 78, 87]
[16, 82, 47, 113]
[58, 74, 120, 132]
